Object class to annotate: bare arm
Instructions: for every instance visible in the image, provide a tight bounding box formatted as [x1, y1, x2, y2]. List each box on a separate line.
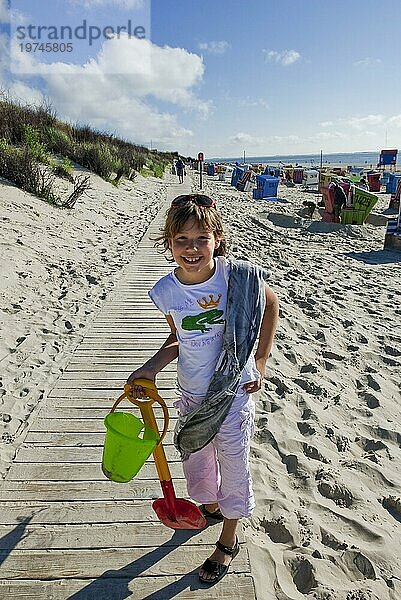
[243, 284, 279, 394]
[127, 315, 178, 395]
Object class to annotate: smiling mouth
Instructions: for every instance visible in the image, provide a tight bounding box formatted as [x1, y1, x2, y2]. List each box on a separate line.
[182, 256, 202, 264]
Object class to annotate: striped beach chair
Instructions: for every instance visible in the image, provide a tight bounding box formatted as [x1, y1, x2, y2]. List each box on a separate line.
[383, 209, 401, 251]
[389, 178, 401, 211]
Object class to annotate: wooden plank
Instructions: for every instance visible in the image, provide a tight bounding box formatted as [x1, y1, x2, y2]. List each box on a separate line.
[7, 462, 183, 482]
[0, 574, 256, 599]
[15, 445, 180, 464]
[30, 417, 177, 433]
[77, 343, 169, 349]
[52, 380, 177, 389]
[38, 401, 177, 418]
[0, 545, 250, 579]
[0, 500, 162, 524]
[0, 479, 187, 501]
[60, 359, 177, 372]
[24, 431, 175, 446]
[37, 407, 178, 419]
[46, 391, 178, 406]
[0, 522, 236, 550]
[48, 389, 177, 398]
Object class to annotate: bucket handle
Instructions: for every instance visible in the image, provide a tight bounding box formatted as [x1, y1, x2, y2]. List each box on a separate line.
[107, 382, 169, 447]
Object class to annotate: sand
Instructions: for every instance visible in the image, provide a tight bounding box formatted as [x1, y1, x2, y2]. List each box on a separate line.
[199, 174, 401, 600]
[0, 168, 170, 474]
[1, 166, 401, 599]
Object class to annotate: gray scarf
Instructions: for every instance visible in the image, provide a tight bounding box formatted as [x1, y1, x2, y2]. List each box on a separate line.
[174, 258, 269, 458]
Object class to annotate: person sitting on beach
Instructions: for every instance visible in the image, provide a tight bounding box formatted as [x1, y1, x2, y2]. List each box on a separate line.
[302, 201, 317, 219]
[332, 183, 347, 222]
[358, 177, 368, 190]
[127, 194, 279, 585]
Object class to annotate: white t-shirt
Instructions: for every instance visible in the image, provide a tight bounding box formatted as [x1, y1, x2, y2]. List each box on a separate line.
[149, 256, 260, 397]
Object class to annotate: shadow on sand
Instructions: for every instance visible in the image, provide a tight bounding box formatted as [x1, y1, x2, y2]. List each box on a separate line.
[344, 249, 401, 265]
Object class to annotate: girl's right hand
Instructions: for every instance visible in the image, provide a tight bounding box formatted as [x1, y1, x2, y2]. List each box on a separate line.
[126, 368, 156, 398]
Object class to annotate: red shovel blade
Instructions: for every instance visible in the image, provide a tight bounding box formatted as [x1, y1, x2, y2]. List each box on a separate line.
[152, 498, 206, 530]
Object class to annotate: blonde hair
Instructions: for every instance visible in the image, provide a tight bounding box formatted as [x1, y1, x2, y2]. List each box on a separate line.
[155, 203, 227, 259]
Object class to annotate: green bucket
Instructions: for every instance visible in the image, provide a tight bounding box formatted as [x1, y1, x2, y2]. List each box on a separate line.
[102, 411, 159, 483]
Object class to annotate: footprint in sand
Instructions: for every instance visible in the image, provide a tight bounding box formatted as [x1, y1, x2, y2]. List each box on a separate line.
[320, 528, 348, 551]
[282, 454, 309, 479]
[289, 557, 317, 594]
[381, 496, 401, 523]
[260, 518, 293, 544]
[300, 364, 318, 374]
[294, 378, 325, 396]
[359, 391, 380, 409]
[303, 443, 329, 463]
[384, 345, 401, 357]
[297, 421, 316, 436]
[343, 550, 376, 580]
[322, 350, 345, 361]
[316, 470, 353, 507]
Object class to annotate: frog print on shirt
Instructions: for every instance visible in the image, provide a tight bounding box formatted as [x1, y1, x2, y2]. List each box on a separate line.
[181, 293, 225, 333]
[181, 308, 225, 332]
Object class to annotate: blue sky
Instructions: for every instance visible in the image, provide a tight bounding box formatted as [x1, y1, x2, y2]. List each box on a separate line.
[1, 0, 401, 158]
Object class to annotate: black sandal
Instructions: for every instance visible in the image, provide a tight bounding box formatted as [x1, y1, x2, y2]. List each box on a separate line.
[198, 537, 240, 584]
[199, 504, 224, 522]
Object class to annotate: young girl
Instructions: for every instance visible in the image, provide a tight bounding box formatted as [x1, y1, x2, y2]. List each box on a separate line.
[128, 194, 279, 584]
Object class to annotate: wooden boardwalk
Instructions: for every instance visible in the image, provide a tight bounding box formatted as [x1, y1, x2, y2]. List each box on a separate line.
[0, 183, 257, 599]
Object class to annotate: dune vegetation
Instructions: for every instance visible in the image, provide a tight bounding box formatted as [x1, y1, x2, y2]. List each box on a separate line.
[0, 94, 174, 207]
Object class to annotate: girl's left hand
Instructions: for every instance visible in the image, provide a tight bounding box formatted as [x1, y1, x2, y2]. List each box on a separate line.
[242, 356, 267, 393]
[243, 377, 262, 394]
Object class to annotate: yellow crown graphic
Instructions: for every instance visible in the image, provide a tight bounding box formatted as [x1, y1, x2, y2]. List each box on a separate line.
[197, 294, 222, 309]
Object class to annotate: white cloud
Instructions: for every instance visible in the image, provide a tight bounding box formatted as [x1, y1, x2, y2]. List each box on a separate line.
[387, 114, 401, 128]
[67, 0, 145, 9]
[264, 49, 301, 66]
[0, 0, 8, 23]
[229, 132, 264, 145]
[198, 41, 230, 55]
[345, 114, 385, 130]
[6, 36, 208, 146]
[353, 57, 382, 67]
[320, 121, 334, 128]
[239, 97, 269, 110]
[12, 36, 208, 112]
[313, 130, 346, 141]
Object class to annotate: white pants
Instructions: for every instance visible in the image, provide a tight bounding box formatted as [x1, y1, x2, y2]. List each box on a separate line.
[174, 386, 255, 519]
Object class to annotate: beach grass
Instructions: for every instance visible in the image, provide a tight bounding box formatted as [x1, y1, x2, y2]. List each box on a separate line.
[0, 94, 173, 204]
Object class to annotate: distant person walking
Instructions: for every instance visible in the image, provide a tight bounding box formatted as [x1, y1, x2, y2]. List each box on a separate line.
[175, 158, 185, 184]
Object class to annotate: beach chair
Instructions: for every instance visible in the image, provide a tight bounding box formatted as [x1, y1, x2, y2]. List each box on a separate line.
[231, 166, 244, 187]
[207, 163, 215, 176]
[341, 188, 378, 225]
[302, 169, 319, 190]
[236, 169, 253, 191]
[377, 149, 398, 172]
[293, 168, 304, 184]
[383, 214, 401, 251]
[389, 178, 401, 211]
[253, 175, 279, 200]
[367, 172, 381, 192]
[321, 185, 336, 221]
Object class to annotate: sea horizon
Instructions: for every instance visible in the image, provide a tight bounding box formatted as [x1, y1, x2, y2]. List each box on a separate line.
[206, 150, 391, 168]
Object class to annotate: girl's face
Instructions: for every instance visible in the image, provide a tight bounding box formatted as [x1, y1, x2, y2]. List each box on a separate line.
[168, 217, 221, 283]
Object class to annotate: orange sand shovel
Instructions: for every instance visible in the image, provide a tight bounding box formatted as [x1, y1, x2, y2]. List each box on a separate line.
[125, 379, 206, 530]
